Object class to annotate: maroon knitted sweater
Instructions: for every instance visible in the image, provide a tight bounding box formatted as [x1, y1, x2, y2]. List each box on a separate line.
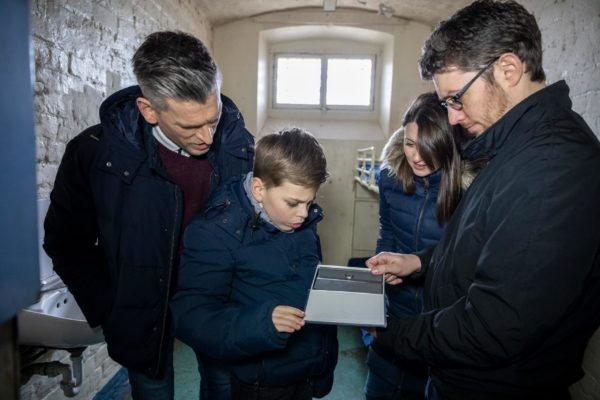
[157, 143, 212, 253]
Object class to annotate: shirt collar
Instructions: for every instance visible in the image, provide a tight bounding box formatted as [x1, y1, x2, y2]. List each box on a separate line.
[152, 125, 191, 157]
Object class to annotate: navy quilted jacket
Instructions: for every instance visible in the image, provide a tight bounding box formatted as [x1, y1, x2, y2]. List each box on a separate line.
[377, 168, 445, 317]
[377, 168, 444, 255]
[43, 86, 254, 377]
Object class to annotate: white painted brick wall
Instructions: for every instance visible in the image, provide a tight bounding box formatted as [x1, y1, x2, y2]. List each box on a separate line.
[27, 0, 211, 398]
[34, 0, 211, 197]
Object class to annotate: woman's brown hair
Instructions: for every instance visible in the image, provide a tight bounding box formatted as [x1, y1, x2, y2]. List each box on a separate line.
[381, 92, 462, 223]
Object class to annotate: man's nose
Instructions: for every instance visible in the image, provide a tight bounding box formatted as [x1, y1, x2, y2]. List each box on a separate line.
[195, 125, 214, 145]
[447, 108, 464, 126]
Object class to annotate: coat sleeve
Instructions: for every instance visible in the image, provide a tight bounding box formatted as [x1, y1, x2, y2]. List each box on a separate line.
[376, 171, 395, 253]
[409, 246, 435, 280]
[43, 129, 113, 327]
[377, 139, 600, 368]
[171, 219, 288, 360]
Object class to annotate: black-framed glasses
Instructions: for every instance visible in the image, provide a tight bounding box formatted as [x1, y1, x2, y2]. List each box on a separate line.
[440, 59, 497, 111]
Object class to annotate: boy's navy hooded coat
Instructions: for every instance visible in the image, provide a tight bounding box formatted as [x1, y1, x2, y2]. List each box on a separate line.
[171, 175, 338, 391]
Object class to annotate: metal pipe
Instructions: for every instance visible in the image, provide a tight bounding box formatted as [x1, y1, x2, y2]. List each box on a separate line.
[21, 347, 86, 397]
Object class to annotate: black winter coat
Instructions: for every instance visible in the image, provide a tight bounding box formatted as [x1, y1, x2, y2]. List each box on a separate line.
[378, 81, 600, 398]
[43, 86, 254, 377]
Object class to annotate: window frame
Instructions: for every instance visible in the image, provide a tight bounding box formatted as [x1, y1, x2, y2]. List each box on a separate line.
[272, 52, 376, 112]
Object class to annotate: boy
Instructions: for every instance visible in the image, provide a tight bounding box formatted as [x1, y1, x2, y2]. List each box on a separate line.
[171, 127, 338, 400]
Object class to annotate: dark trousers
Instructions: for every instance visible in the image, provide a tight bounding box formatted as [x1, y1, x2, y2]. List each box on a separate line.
[426, 378, 573, 400]
[128, 337, 174, 400]
[232, 376, 313, 400]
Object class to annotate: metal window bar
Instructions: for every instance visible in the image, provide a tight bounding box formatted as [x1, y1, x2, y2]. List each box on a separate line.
[354, 146, 379, 193]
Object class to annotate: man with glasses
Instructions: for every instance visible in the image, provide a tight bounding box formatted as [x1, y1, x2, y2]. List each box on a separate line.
[366, 1, 600, 399]
[438, 59, 496, 113]
[44, 31, 254, 399]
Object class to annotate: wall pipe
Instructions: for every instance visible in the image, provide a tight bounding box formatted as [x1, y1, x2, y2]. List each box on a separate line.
[21, 347, 86, 397]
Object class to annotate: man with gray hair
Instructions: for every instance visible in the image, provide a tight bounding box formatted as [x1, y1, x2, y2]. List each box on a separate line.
[44, 31, 254, 399]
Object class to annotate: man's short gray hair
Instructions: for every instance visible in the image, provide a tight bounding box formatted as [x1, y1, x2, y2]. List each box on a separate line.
[132, 31, 222, 110]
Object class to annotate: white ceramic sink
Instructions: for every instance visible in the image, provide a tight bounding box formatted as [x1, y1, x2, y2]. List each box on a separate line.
[18, 287, 104, 348]
[17, 198, 104, 348]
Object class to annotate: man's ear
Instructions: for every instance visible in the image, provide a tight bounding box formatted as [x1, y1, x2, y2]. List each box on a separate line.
[495, 53, 524, 89]
[251, 177, 265, 203]
[136, 97, 159, 124]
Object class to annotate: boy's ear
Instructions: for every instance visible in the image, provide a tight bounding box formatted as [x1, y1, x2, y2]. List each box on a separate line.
[136, 97, 159, 124]
[251, 177, 265, 203]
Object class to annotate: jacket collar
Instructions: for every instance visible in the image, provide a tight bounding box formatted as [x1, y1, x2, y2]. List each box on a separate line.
[207, 94, 254, 165]
[462, 80, 571, 161]
[216, 174, 323, 234]
[416, 169, 441, 194]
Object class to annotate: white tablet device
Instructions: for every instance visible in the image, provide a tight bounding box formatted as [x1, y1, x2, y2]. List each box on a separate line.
[304, 264, 386, 327]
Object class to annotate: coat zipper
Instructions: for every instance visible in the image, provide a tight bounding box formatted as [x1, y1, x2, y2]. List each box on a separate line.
[153, 184, 180, 377]
[414, 185, 430, 252]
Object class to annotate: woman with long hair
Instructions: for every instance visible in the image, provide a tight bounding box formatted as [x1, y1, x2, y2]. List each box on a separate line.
[364, 92, 463, 400]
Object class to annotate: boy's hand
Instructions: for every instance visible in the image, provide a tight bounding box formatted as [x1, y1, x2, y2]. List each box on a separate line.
[272, 305, 305, 333]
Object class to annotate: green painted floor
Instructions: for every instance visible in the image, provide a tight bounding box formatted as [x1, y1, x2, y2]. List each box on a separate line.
[319, 326, 369, 400]
[174, 325, 368, 400]
[95, 325, 368, 399]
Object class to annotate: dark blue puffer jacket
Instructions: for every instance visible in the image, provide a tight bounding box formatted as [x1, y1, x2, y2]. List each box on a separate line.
[43, 86, 254, 378]
[377, 168, 445, 318]
[171, 174, 338, 388]
[377, 168, 444, 255]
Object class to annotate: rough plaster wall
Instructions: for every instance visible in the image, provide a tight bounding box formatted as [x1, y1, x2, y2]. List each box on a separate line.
[517, 2, 600, 399]
[521, 0, 600, 138]
[27, 1, 211, 399]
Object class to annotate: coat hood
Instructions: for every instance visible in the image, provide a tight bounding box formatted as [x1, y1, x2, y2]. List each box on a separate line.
[99, 85, 147, 150]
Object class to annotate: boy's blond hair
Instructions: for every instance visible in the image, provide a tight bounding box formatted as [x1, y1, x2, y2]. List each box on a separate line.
[254, 127, 328, 190]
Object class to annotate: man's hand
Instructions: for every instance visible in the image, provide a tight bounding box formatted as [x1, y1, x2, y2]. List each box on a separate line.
[366, 252, 422, 285]
[272, 305, 305, 333]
